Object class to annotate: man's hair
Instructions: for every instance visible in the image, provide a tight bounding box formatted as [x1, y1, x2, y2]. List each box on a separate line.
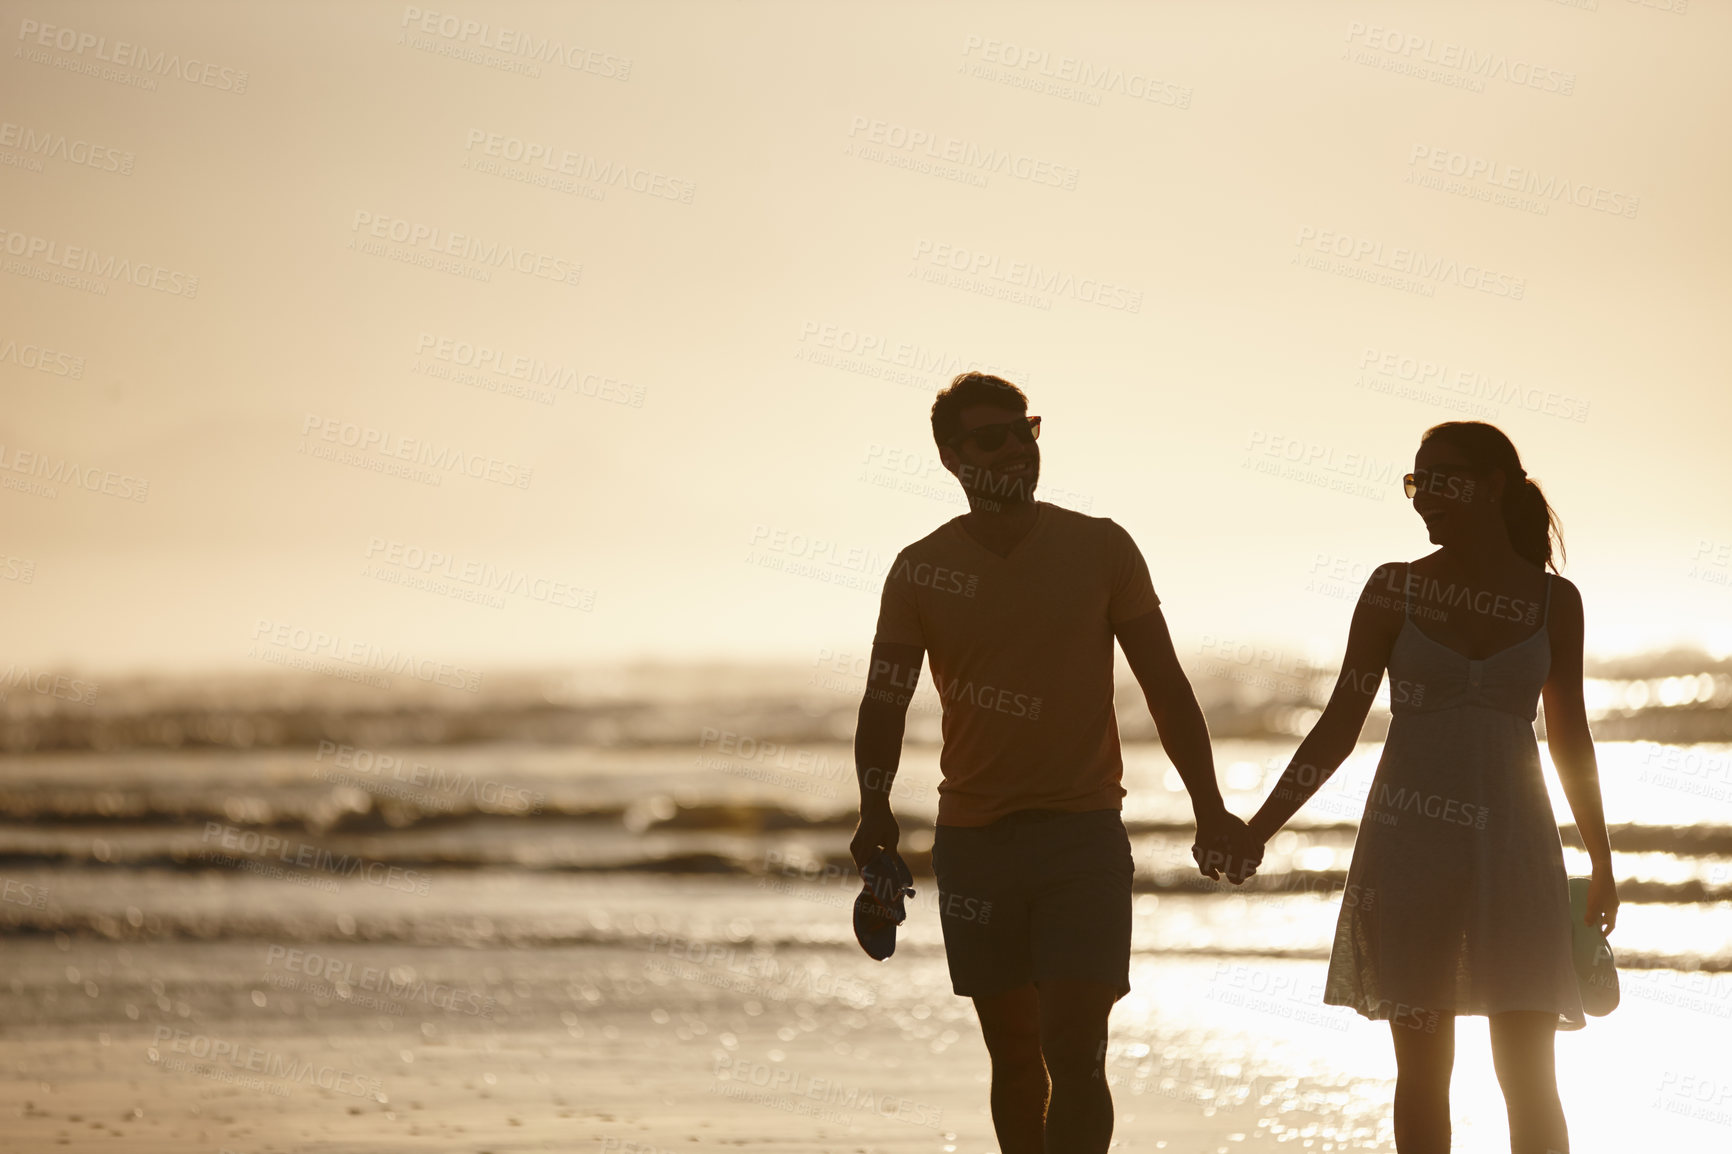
[930, 372, 1029, 451]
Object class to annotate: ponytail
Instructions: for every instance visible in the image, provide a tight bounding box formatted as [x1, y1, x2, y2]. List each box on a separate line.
[1419, 422, 1565, 572]
[1502, 472, 1565, 572]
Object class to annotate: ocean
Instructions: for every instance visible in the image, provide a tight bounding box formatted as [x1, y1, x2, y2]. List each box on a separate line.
[2, 667, 1729, 1151]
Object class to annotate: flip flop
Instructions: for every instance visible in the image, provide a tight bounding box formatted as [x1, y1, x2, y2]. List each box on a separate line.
[853, 849, 915, 961]
[1568, 876, 1619, 1016]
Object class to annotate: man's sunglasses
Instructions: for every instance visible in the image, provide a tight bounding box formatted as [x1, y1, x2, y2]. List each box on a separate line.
[948, 415, 1041, 453]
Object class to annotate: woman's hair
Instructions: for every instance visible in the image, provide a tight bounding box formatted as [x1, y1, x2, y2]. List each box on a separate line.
[1420, 421, 1565, 571]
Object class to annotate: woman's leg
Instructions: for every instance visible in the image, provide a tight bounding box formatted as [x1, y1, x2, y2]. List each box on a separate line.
[1390, 1012, 1455, 1154]
[1489, 1011, 1568, 1154]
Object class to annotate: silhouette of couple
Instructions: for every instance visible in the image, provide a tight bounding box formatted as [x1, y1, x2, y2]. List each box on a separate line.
[850, 373, 1617, 1154]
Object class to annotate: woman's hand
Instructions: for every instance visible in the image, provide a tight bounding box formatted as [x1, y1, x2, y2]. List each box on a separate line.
[1193, 807, 1263, 885]
[1586, 861, 1618, 936]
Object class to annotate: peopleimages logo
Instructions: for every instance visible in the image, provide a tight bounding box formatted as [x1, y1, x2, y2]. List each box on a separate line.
[1355, 347, 1590, 423]
[349, 211, 581, 286]
[463, 130, 693, 202]
[299, 414, 534, 489]
[362, 536, 595, 610]
[958, 34, 1193, 109]
[313, 740, 546, 814]
[147, 1028, 382, 1098]
[846, 115, 1081, 190]
[1343, 22, 1575, 94]
[933, 671, 1042, 720]
[248, 617, 484, 693]
[0, 227, 198, 297]
[201, 822, 435, 895]
[413, 332, 645, 407]
[1406, 146, 1639, 219]
[264, 944, 498, 1018]
[1294, 227, 1525, 299]
[796, 320, 1034, 393]
[1242, 429, 1403, 485]
[0, 664, 99, 705]
[0, 120, 134, 173]
[910, 239, 1143, 313]
[399, 6, 632, 79]
[0, 441, 149, 501]
[15, 19, 250, 92]
[0, 336, 85, 378]
[712, 1053, 944, 1129]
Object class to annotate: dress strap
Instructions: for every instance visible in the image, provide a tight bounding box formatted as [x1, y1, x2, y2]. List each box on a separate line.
[1542, 572, 1553, 626]
[1402, 563, 1412, 620]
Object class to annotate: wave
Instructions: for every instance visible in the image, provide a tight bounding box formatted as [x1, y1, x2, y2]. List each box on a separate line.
[0, 828, 1726, 905]
[2, 779, 1729, 859]
[4, 661, 1729, 752]
[0, 785, 631, 833]
[0, 905, 1723, 978]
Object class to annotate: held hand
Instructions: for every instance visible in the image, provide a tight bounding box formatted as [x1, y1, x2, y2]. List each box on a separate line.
[850, 804, 900, 874]
[1190, 807, 1229, 880]
[1220, 822, 1265, 885]
[1192, 810, 1264, 885]
[1586, 864, 1619, 936]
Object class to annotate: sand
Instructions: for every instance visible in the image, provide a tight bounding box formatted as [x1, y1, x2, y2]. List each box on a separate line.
[1, 878, 1725, 1153]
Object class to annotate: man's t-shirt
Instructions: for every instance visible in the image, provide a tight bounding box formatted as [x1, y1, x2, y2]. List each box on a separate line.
[872, 501, 1162, 827]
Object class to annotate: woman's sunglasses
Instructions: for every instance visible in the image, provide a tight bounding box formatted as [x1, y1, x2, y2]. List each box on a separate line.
[948, 415, 1041, 453]
[1402, 466, 1478, 499]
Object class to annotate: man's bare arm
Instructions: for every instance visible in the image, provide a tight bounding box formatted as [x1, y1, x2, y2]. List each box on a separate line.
[1114, 606, 1228, 824]
[851, 641, 923, 868]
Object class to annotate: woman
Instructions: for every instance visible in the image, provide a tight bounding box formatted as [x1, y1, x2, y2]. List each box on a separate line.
[1245, 421, 1617, 1154]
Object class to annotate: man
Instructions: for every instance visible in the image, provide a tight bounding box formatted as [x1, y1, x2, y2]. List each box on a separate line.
[850, 371, 1262, 1154]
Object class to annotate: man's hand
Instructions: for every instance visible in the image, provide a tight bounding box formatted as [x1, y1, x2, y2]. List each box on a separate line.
[1192, 808, 1263, 885]
[851, 803, 900, 873]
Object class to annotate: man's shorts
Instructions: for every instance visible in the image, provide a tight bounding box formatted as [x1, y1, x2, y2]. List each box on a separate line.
[930, 807, 1133, 1001]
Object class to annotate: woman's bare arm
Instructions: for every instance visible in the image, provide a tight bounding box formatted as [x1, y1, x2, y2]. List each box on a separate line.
[1541, 576, 1618, 933]
[1248, 564, 1406, 842]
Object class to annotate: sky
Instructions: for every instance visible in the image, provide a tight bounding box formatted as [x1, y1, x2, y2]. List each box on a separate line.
[3, 0, 1729, 681]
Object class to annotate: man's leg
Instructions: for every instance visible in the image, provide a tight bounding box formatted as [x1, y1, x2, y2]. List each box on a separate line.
[1025, 810, 1132, 1154]
[1035, 976, 1117, 1154]
[972, 983, 1047, 1154]
[934, 821, 1039, 1150]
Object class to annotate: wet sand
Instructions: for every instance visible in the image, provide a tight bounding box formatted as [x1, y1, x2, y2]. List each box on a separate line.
[6, 926, 1724, 1153]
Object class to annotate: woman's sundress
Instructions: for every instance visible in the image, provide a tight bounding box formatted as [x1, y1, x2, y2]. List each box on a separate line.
[1323, 569, 1585, 1031]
